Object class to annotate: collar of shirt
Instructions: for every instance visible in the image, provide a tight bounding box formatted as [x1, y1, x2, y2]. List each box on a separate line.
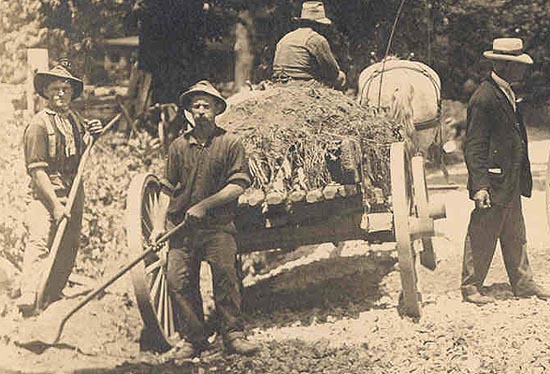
[183, 126, 226, 146]
[44, 107, 78, 156]
[491, 71, 516, 112]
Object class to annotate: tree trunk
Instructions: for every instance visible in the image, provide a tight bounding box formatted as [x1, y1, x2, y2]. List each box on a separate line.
[234, 10, 254, 93]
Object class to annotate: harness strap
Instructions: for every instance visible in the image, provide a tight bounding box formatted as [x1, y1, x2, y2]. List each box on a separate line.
[359, 63, 442, 126]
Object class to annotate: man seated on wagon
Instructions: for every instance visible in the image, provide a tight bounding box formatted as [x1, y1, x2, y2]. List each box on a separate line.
[17, 61, 104, 315]
[149, 80, 259, 358]
[272, 1, 346, 89]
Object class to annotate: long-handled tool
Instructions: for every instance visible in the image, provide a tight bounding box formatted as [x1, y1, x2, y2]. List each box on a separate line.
[17, 219, 190, 354]
[35, 113, 122, 310]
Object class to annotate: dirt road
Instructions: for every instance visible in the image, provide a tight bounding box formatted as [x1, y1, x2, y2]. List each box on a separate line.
[2, 85, 550, 372]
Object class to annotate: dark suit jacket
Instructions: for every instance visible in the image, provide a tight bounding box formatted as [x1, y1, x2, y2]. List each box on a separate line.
[464, 77, 532, 206]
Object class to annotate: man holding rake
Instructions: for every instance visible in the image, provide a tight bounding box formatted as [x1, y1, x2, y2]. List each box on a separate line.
[150, 80, 259, 358]
[17, 61, 104, 315]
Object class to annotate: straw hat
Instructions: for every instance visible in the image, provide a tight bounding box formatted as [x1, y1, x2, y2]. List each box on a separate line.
[178, 80, 227, 115]
[293, 1, 332, 25]
[483, 38, 533, 65]
[34, 61, 84, 100]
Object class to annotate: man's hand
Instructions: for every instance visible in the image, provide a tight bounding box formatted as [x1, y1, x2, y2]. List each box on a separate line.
[336, 70, 347, 89]
[473, 189, 491, 209]
[52, 201, 70, 224]
[85, 119, 104, 137]
[185, 203, 208, 223]
[149, 227, 166, 244]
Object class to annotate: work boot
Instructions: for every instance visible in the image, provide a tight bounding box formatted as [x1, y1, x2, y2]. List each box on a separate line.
[16, 293, 37, 317]
[515, 284, 550, 301]
[224, 332, 259, 355]
[165, 339, 195, 360]
[462, 290, 493, 305]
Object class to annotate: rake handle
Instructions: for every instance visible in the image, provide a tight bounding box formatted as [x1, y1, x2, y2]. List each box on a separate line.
[36, 113, 122, 310]
[51, 219, 190, 344]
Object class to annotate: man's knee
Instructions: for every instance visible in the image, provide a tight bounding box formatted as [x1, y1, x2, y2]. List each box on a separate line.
[166, 260, 196, 294]
[166, 266, 186, 293]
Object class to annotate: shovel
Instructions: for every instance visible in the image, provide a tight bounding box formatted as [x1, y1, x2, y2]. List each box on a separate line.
[17, 219, 190, 354]
[35, 113, 121, 310]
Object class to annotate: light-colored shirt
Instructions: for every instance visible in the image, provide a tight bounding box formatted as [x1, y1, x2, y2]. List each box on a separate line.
[491, 71, 516, 112]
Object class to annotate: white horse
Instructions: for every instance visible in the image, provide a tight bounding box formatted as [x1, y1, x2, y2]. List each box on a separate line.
[357, 58, 447, 177]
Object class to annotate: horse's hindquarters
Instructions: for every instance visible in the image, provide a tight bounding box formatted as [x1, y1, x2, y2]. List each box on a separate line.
[357, 60, 440, 125]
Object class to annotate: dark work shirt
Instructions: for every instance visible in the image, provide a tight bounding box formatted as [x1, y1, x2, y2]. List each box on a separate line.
[160, 126, 251, 227]
[23, 108, 86, 198]
[272, 27, 341, 84]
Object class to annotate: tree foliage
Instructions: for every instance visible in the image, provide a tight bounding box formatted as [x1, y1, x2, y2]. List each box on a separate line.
[1, 0, 550, 101]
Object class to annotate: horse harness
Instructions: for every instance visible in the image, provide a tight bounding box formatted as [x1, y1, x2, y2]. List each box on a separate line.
[360, 63, 442, 130]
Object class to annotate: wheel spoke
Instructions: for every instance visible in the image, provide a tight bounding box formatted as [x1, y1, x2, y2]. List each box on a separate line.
[156, 273, 165, 323]
[142, 217, 153, 236]
[148, 193, 154, 215]
[145, 260, 162, 275]
[150, 268, 162, 303]
[163, 280, 169, 335]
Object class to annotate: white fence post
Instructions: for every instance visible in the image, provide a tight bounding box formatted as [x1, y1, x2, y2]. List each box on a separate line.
[27, 48, 49, 114]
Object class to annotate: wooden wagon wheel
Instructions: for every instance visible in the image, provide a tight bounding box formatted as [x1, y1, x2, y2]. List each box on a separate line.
[127, 173, 178, 352]
[390, 142, 421, 318]
[412, 155, 437, 271]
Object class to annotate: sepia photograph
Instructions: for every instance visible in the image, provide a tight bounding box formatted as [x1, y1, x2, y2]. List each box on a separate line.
[1, 0, 550, 372]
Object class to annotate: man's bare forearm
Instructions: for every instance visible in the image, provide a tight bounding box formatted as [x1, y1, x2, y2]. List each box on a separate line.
[31, 169, 63, 212]
[197, 183, 245, 211]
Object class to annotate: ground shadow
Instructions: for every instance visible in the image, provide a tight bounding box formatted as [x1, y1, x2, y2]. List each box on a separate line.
[242, 253, 396, 329]
[74, 362, 199, 374]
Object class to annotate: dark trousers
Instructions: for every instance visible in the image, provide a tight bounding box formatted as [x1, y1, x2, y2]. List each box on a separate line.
[461, 197, 536, 296]
[166, 228, 243, 345]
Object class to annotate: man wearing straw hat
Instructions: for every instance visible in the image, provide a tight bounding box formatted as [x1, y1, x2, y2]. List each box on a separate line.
[461, 38, 550, 305]
[272, 1, 346, 89]
[17, 61, 103, 315]
[150, 80, 259, 358]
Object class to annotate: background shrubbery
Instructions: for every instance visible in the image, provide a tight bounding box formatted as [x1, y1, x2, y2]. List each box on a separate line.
[1, 0, 550, 101]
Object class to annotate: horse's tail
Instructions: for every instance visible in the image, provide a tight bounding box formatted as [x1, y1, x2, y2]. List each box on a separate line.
[389, 84, 416, 155]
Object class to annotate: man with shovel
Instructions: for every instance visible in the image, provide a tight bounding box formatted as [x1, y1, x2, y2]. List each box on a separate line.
[150, 80, 259, 358]
[17, 61, 104, 315]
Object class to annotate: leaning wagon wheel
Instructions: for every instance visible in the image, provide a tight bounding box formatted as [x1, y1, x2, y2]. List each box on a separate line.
[411, 155, 437, 271]
[390, 142, 421, 318]
[127, 173, 178, 352]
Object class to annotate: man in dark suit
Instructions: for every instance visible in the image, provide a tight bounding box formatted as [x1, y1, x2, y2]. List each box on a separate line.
[461, 38, 549, 305]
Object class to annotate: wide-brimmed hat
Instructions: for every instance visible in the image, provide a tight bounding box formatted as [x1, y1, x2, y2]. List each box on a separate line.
[483, 38, 533, 65]
[178, 80, 227, 115]
[34, 62, 84, 100]
[293, 1, 331, 25]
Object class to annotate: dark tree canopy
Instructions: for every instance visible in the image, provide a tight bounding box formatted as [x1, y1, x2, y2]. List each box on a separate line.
[1, 0, 550, 101]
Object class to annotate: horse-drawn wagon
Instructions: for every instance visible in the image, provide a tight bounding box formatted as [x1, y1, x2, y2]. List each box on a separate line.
[125, 83, 447, 350]
[25, 80, 446, 354]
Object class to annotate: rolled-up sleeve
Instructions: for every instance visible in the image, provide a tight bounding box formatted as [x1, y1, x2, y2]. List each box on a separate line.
[306, 33, 340, 84]
[24, 120, 49, 173]
[160, 142, 180, 194]
[226, 138, 252, 190]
